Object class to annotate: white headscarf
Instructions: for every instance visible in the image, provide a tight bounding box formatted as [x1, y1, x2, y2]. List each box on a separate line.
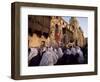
[39, 51, 53, 66]
[76, 46, 84, 63]
[66, 49, 72, 55]
[56, 48, 63, 59]
[28, 48, 38, 61]
[39, 47, 58, 66]
[71, 47, 77, 55]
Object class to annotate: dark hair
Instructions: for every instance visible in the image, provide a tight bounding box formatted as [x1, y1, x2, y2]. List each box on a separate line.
[41, 41, 45, 43]
[43, 32, 49, 39]
[34, 30, 42, 38]
[75, 40, 78, 46]
[28, 28, 33, 36]
[70, 39, 74, 43]
[28, 48, 31, 55]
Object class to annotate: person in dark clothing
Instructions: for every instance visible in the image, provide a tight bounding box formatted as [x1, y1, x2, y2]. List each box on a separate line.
[28, 51, 42, 66]
[28, 46, 45, 66]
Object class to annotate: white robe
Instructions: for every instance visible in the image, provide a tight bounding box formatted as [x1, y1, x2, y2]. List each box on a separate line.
[56, 48, 63, 59]
[76, 47, 84, 63]
[28, 48, 38, 61]
[65, 49, 72, 55]
[39, 47, 58, 66]
[71, 47, 77, 55]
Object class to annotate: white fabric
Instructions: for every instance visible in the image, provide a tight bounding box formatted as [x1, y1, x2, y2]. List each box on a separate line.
[56, 48, 64, 59]
[76, 47, 84, 63]
[40, 47, 47, 55]
[40, 47, 58, 66]
[51, 49, 58, 64]
[39, 51, 53, 66]
[65, 49, 72, 55]
[28, 48, 38, 61]
[47, 47, 58, 64]
[71, 47, 77, 55]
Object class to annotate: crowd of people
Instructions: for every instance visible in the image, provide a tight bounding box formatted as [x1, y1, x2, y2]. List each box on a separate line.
[28, 40, 87, 66]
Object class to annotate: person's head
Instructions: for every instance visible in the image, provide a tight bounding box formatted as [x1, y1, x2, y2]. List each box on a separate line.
[65, 44, 69, 48]
[41, 41, 45, 47]
[70, 39, 74, 43]
[67, 43, 71, 48]
[46, 42, 51, 48]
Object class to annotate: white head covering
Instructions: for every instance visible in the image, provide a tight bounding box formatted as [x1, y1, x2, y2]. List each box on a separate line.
[39, 48, 58, 66]
[76, 46, 84, 63]
[28, 48, 38, 61]
[39, 51, 53, 66]
[56, 48, 63, 59]
[71, 47, 77, 55]
[66, 49, 72, 55]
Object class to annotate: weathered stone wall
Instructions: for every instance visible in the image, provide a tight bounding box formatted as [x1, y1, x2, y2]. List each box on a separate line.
[28, 16, 85, 48]
[50, 16, 85, 47]
[69, 17, 85, 47]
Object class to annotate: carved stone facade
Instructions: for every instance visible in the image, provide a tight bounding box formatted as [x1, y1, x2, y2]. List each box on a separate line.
[69, 17, 85, 47]
[28, 15, 51, 48]
[28, 16, 85, 48]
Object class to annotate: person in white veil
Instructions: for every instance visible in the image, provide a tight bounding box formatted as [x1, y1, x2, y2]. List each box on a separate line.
[28, 48, 38, 62]
[76, 46, 84, 64]
[54, 42, 64, 59]
[70, 43, 78, 64]
[53, 43, 64, 65]
[71, 45, 77, 56]
[39, 45, 58, 66]
[56, 47, 63, 59]
[63, 44, 72, 64]
[39, 50, 53, 66]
